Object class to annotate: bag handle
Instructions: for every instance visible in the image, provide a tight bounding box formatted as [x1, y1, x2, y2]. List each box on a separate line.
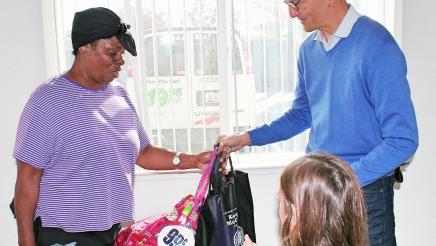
[193, 148, 218, 201]
[178, 146, 219, 228]
[185, 144, 235, 227]
[186, 145, 221, 226]
[210, 144, 235, 193]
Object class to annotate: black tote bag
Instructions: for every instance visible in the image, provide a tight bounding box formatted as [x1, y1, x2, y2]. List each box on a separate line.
[195, 154, 256, 246]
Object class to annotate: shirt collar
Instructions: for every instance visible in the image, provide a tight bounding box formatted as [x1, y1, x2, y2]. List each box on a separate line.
[314, 5, 361, 42]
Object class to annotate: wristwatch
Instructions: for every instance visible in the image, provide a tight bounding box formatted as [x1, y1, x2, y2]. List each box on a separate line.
[172, 152, 182, 167]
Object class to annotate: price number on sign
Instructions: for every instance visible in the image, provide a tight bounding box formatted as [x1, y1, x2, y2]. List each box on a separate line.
[163, 228, 187, 245]
[158, 226, 195, 246]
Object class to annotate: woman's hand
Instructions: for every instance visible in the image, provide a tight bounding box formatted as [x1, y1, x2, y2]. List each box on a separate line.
[243, 234, 256, 246]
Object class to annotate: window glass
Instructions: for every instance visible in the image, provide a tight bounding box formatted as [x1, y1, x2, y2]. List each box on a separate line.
[156, 34, 185, 77]
[232, 38, 243, 74]
[194, 33, 218, 76]
[145, 34, 186, 77]
[145, 37, 154, 77]
[49, 0, 396, 161]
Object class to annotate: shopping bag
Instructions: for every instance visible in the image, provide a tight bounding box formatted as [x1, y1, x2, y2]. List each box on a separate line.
[9, 198, 15, 218]
[114, 148, 219, 246]
[195, 155, 256, 246]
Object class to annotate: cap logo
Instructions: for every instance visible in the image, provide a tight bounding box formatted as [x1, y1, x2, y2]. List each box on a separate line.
[118, 23, 130, 35]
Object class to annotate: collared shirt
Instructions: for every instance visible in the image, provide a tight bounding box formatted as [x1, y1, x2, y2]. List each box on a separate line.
[314, 5, 361, 51]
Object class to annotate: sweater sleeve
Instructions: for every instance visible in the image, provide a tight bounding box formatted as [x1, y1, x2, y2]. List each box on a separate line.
[249, 58, 312, 146]
[351, 41, 419, 186]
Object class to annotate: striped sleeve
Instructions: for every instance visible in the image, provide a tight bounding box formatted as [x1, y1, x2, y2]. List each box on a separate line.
[13, 99, 52, 169]
[137, 118, 150, 149]
[116, 82, 150, 150]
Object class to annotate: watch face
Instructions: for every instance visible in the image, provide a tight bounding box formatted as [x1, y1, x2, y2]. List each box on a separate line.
[173, 152, 181, 165]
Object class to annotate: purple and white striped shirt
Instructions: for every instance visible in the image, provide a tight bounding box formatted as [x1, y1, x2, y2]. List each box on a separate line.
[14, 75, 150, 232]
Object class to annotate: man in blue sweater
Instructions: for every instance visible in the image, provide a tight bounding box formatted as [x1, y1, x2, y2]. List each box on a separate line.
[219, 0, 418, 245]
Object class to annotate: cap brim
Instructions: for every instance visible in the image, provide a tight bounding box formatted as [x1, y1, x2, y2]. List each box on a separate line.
[117, 33, 137, 56]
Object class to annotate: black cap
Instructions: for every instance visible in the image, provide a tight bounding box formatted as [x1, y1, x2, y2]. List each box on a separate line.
[72, 7, 137, 56]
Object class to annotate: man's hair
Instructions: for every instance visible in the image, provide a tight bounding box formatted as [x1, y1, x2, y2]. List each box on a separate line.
[280, 153, 368, 246]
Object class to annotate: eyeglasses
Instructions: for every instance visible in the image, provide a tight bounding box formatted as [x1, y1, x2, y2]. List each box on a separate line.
[284, 0, 302, 11]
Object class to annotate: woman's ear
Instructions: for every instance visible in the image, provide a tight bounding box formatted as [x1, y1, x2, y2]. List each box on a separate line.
[278, 191, 288, 224]
[79, 43, 93, 55]
[290, 203, 297, 232]
[79, 46, 87, 53]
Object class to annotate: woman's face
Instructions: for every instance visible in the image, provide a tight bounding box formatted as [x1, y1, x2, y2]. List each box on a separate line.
[82, 37, 125, 88]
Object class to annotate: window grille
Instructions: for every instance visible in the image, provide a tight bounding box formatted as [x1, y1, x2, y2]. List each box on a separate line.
[48, 0, 397, 165]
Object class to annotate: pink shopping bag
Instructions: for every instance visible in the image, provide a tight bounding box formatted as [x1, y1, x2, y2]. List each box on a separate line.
[114, 149, 218, 246]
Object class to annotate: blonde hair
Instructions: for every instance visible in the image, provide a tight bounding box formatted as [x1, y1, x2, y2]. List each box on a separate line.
[280, 153, 368, 246]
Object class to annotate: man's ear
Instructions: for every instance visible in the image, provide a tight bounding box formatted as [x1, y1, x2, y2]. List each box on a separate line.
[326, 0, 334, 7]
[329, 0, 345, 7]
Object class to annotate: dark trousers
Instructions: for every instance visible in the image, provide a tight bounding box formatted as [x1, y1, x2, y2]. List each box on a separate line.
[33, 218, 120, 246]
[363, 175, 396, 246]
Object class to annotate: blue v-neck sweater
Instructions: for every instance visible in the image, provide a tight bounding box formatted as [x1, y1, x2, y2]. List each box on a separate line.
[249, 16, 418, 186]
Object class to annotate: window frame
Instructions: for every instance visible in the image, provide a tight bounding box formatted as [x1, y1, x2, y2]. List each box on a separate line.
[40, 0, 403, 172]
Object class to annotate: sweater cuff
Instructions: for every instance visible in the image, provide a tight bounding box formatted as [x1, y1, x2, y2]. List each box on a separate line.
[248, 125, 270, 146]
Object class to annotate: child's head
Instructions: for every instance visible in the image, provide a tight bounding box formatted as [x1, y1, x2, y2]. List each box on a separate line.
[279, 153, 367, 246]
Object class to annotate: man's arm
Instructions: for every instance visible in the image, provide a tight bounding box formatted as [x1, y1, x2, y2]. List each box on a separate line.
[217, 105, 311, 153]
[14, 161, 43, 246]
[351, 42, 419, 186]
[219, 55, 311, 151]
[136, 145, 211, 171]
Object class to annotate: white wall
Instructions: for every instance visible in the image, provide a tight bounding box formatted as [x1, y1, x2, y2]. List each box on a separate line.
[395, 1, 436, 245]
[1, 1, 435, 245]
[0, 0, 46, 245]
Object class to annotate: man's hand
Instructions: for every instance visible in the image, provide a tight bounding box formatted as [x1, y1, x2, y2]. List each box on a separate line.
[216, 132, 251, 161]
[217, 132, 251, 152]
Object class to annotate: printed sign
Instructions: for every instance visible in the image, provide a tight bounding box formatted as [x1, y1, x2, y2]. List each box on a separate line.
[157, 225, 195, 246]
